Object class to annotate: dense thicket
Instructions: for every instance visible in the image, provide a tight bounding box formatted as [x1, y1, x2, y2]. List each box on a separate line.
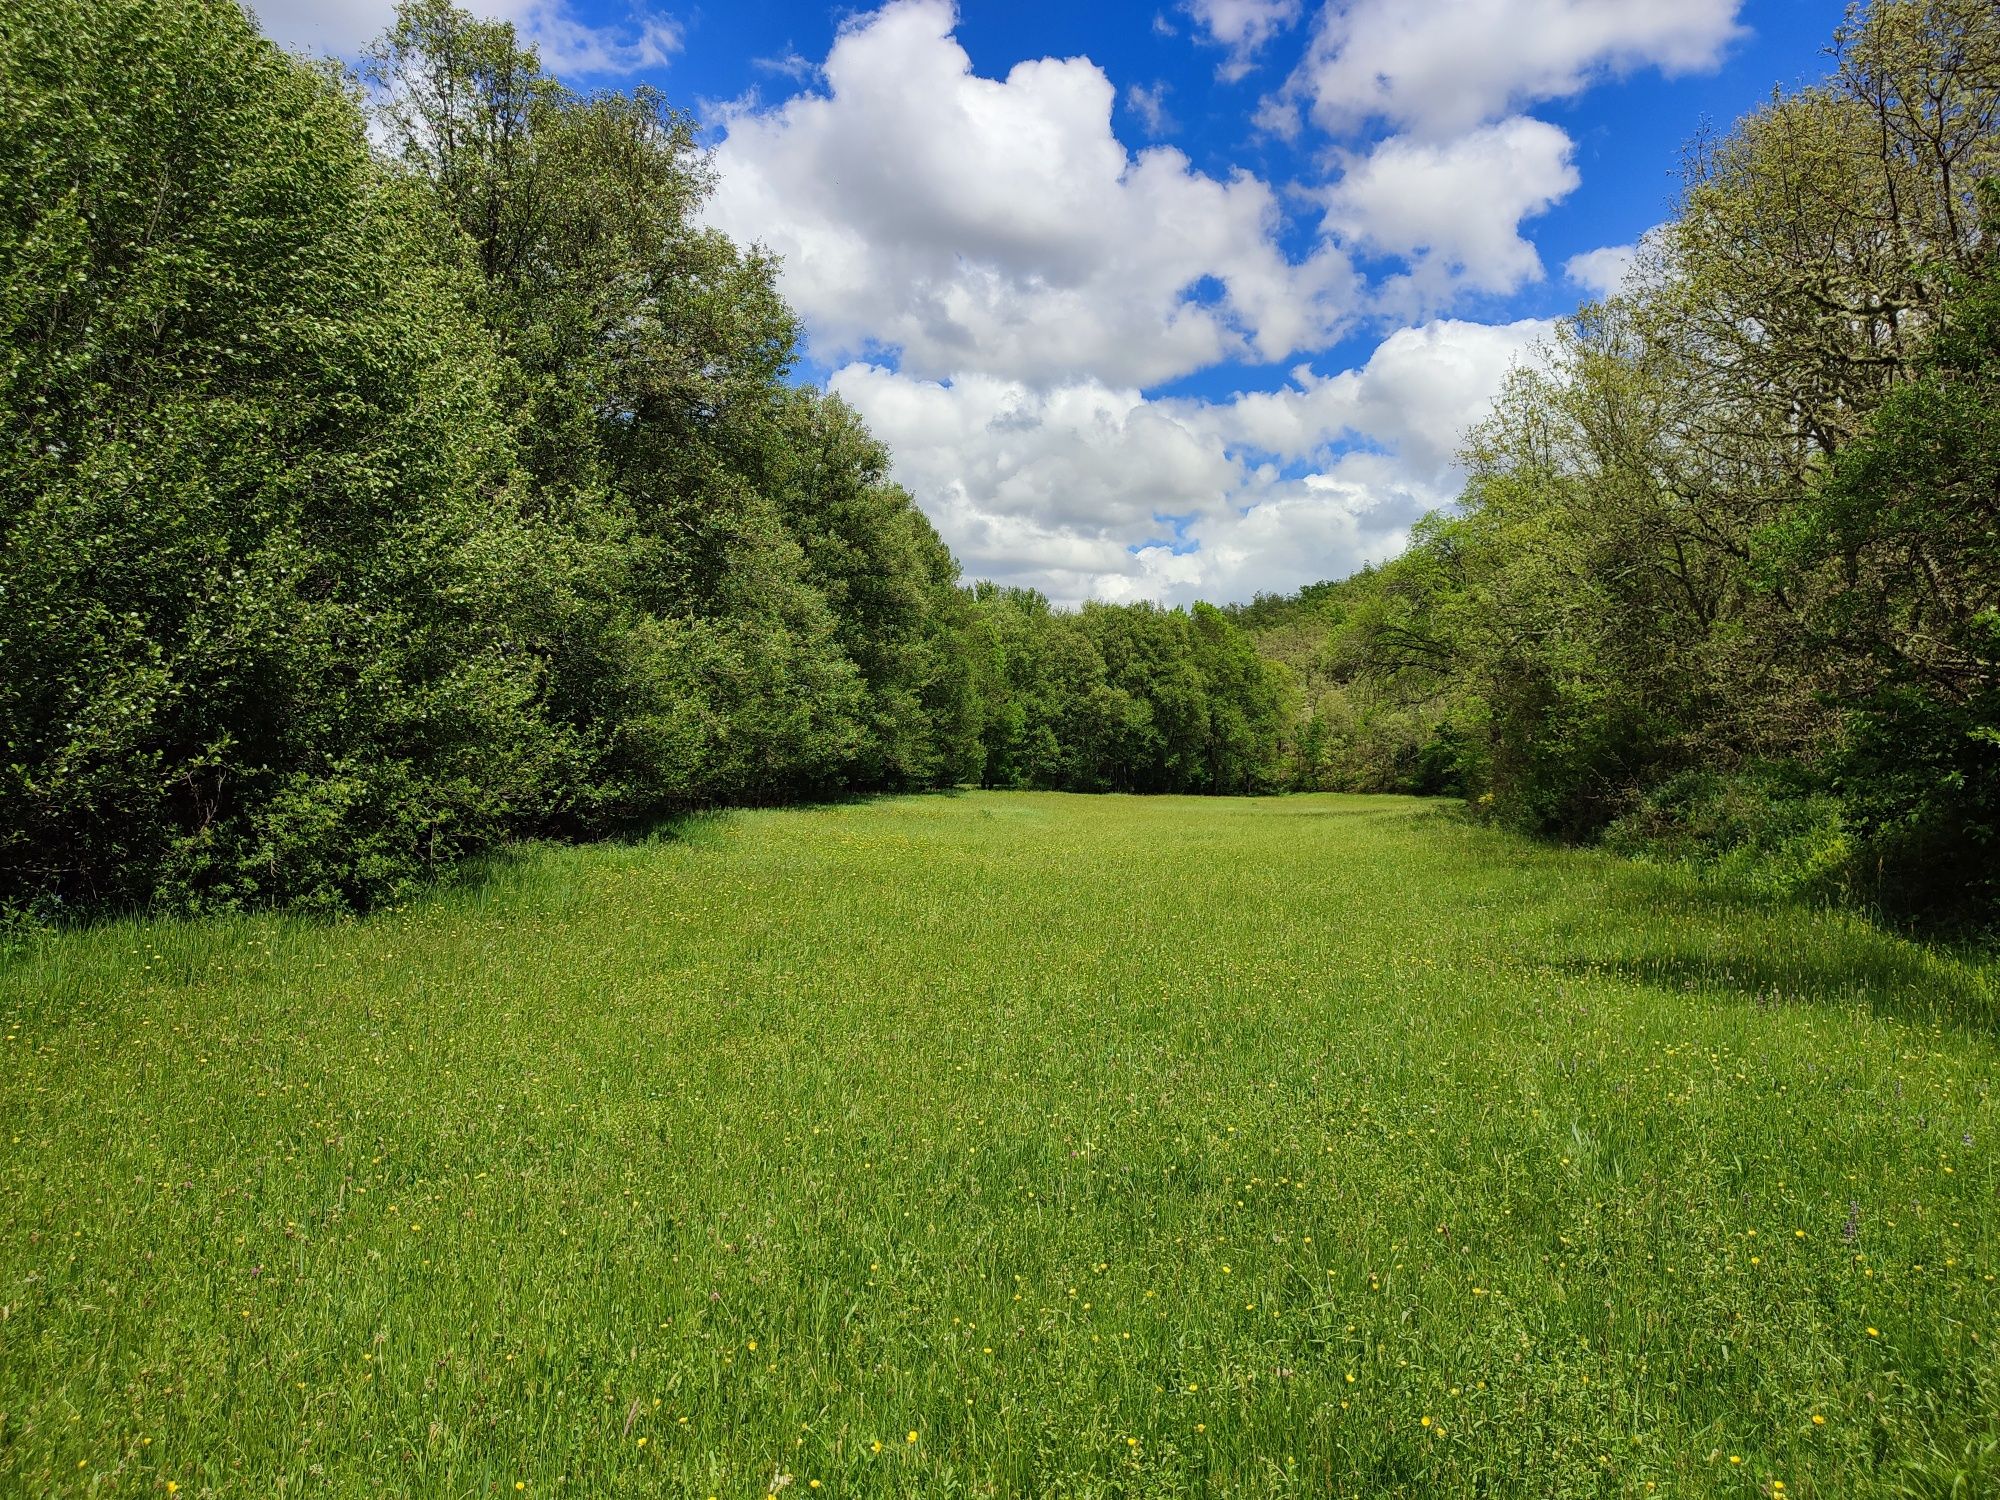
[1236, 0, 2000, 929]
[0, 0, 1285, 916]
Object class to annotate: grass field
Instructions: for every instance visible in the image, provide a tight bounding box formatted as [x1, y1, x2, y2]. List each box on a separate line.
[2, 792, 1997, 1498]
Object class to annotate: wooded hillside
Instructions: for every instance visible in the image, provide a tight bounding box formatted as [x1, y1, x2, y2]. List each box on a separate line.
[1232, 0, 2000, 929]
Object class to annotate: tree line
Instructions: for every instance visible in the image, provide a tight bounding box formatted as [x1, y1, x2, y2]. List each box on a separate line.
[10, 0, 1991, 930]
[0, 0, 1287, 916]
[1234, 0, 2000, 929]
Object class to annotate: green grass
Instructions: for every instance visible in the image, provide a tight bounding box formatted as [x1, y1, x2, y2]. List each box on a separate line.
[2, 792, 1997, 1499]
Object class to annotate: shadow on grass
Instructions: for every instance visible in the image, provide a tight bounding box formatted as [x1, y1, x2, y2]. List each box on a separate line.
[1, 786, 978, 952]
[1548, 857, 1999, 1039]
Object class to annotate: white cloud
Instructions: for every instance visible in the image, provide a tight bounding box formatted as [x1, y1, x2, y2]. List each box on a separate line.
[705, 0, 1356, 388]
[250, 0, 681, 73]
[519, 4, 679, 74]
[1182, 0, 1303, 82]
[248, 0, 398, 55]
[1188, 316, 1554, 475]
[1563, 231, 1662, 298]
[685, 1, 1650, 603]
[1122, 456, 1436, 604]
[753, 49, 817, 82]
[831, 365, 1240, 581]
[1320, 118, 1579, 312]
[833, 318, 1548, 604]
[1125, 81, 1175, 137]
[1271, 0, 1744, 139]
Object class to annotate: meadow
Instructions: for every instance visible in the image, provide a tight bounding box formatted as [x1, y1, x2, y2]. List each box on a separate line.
[1, 792, 1996, 1498]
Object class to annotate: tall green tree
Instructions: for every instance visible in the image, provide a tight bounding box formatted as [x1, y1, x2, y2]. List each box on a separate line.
[0, 0, 564, 912]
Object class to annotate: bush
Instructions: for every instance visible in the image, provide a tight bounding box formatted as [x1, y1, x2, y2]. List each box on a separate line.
[1603, 770, 1854, 904]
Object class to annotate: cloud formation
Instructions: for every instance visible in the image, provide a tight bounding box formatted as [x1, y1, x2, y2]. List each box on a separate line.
[1269, 0, 1744, 138]
[694, 1, 1618, 602]
[1124, 81, 1175, 136]
[1182, 0, 1304, 81]
[832, 317, 1550, 604]
[1320, 118, 1580, 312]
[706, 0, 1356, 388]
[1564, 235, 1656, 298]
[303, 0, 1716, 604]
[237, 0, 1728, 606]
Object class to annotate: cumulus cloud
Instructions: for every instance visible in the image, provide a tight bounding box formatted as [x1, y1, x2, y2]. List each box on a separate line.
[830, 365, 1239, 583]
[1121, 456, 1438, 604]
[832, 318, 1549, 604]
[1187, 316, 1553, 474]
[1320, 118, 1580, 312]
[1182, 0, 1303, 82]
[705, 0, 1356, 388]
[838, 360, 1431, 605]
[1563, 229, 1666, 298]
[1270, 0, 1744, 139]
[686, 1, 1677, 602]
[249, 0, 681, 72]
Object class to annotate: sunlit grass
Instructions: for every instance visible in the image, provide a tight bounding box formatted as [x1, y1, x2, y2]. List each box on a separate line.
[2, 792, 1995, 1497]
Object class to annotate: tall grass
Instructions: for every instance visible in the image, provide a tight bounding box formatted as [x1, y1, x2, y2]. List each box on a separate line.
[2, 793, 1994, 1497]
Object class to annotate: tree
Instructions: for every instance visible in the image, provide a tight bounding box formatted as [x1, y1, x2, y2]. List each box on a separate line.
[1781, 183, 2000, 919]
[0, 0, 565, 912]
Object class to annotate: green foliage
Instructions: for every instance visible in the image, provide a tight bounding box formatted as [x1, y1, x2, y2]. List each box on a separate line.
[0, 0, 990, 917]
[1603, 770, 1856, 903]
[10, 0, 1997, 931]
[1230, 536, 1478, 798]
[3, 793, 1996, 1495]
[1778, 184, 2000, 925]
[0, 0, 570, 914]
[1233, 0, 2000, 931]
[960, 587, 1289, 794]
[364, 0, 977, 817]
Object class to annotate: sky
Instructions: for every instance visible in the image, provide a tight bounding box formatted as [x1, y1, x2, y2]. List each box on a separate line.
[253, 0, 1844, 606]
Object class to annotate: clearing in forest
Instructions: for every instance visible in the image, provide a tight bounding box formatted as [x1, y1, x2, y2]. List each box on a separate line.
[1, 793, 1995, 1497]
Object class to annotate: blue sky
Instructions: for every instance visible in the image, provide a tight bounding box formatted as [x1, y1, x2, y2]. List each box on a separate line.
[259, 0, 1847, 603]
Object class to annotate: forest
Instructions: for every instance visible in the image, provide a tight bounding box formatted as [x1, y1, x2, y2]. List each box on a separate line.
[3, 0, 1997, 930]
